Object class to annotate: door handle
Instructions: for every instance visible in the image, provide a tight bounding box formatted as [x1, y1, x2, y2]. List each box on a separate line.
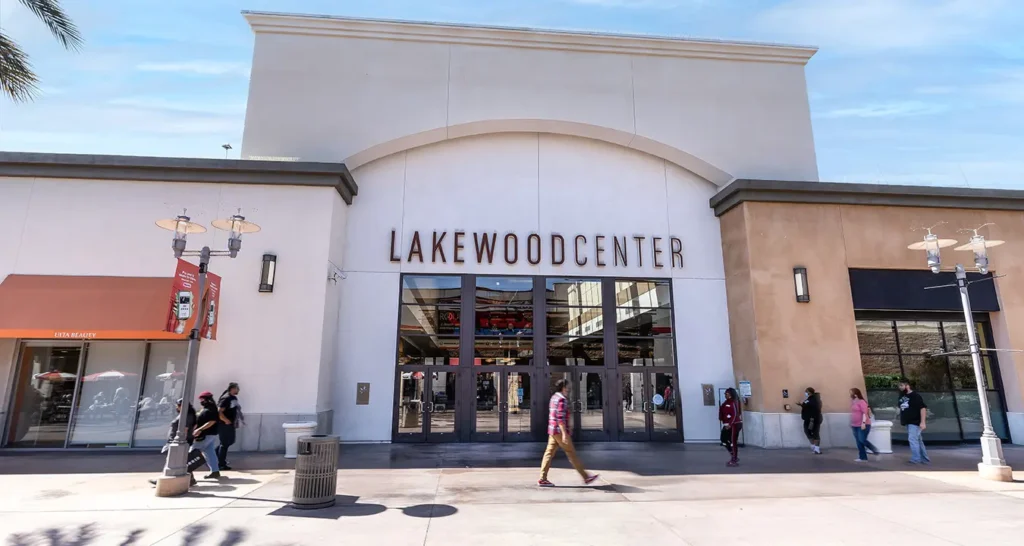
[423, 402, 433, 413]
[499, 403, 509, 413]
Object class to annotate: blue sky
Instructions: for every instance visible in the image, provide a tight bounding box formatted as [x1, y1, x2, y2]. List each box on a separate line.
[1, 0, 1022, 188]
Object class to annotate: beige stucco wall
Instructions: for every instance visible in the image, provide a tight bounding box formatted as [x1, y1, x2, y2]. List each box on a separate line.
[721, 201, 1024, 419]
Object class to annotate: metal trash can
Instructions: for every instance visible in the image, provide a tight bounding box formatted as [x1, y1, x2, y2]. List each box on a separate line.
[291, 435, 339, 509]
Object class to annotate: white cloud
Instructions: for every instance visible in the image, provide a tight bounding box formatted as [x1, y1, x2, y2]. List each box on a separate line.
[108, 96, 247, 116]
[757, 0, 1010, 51]
[136, 60, 250, 77]
[819, 101, 949, 119]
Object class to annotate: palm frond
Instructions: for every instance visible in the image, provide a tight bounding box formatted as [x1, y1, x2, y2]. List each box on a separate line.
[0, 32, 39, 102]
[17, 0, 83, 51]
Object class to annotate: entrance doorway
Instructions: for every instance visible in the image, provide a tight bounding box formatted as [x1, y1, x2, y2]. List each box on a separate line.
[393, 368, 459, 442]
[470, 369, 534, 441]
[392, 275, 684, 443]
[618, 368, 682, 441]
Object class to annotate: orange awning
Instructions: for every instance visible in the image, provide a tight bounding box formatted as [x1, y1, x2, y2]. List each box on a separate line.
[0, 274, 186, 340]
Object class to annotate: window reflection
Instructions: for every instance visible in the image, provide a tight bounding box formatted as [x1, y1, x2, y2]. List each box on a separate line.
[398, 336, 460, 366]
[401, 275, 462, 305]
[476, 277, 533, 307]
[6, 345, 82, 447]
[615, 280, 670, 309]
[546, 278, 602, 307]
[548, 337, 604, 366]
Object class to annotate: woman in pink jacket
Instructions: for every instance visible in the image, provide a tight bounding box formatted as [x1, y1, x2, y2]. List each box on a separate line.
[851, 387, 880, 462]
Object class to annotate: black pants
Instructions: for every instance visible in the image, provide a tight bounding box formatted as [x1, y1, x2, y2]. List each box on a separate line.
[729, 423, 742, 461]
[217, 426, 236, 467]
[804, 418, 821, 442]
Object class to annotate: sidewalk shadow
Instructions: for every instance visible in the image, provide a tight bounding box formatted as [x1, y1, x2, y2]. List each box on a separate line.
[269, 495, 387, 520]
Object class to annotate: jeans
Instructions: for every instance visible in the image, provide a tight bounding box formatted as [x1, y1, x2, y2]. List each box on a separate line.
[851, 425, 879, 460]
[907, 424, 930, 463]
[540, 435, 588, 481]
[194, 435, 220, 473]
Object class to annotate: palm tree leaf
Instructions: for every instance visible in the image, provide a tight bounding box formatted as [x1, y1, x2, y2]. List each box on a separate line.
[0, 32, 39, 102]
[17, 0, 83, 51]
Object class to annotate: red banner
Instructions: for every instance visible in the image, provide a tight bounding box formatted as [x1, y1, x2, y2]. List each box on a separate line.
[165, 259, 222, 340]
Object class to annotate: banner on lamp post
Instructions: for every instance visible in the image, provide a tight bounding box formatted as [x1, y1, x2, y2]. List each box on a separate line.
[165, 258, 222, 340]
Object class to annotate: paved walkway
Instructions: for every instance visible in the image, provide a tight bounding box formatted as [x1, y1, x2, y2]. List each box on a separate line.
[3, 443, 1024, 545]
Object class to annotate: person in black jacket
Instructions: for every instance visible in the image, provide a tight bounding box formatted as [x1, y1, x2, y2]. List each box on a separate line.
[150, 398, 197, 486]
[797, 387, 823, 454]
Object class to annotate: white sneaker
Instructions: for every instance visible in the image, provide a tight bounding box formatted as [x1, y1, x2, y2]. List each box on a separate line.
[813, 446, 821, 454]
[854, 458, 867, 462]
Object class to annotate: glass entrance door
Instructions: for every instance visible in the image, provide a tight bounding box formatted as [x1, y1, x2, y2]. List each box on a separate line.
[546, 368, 611, 441]
[394, 368, 460, 442]
[471, 369, 535, 441]
[6, 343, 85, 447]
[617, 369, 682, 441]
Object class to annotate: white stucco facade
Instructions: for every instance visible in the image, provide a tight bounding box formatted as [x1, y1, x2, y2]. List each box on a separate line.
[0, 13, 823, 449]
[236, 13, 818, 444]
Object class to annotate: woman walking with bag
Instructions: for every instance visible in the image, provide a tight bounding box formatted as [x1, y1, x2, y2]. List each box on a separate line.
[797, 387, 823, 454]
[850, 387, 880, 462]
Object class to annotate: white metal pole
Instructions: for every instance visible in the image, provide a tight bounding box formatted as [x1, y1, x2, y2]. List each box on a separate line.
[954, 264, 1009, 473]
[162, 246, 210, 479]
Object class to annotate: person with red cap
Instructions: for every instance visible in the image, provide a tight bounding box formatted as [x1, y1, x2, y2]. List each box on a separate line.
[192, 391, 222, 479]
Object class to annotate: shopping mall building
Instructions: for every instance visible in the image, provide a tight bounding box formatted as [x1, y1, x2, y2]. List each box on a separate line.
[2, 12, 1024, 451]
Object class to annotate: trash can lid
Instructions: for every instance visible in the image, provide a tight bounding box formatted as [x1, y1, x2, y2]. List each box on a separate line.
[282, 421, 319, 429]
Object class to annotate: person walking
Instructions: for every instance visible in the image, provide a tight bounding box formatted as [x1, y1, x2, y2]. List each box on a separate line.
[850, 387, 880, 462]
[149, 398, 197, 487]
[797, 387, 823, 454]
[538, 379, 599, 487]
[898, 378, 930, 464]
[193, 391, 222, 479]
[720, 387, 743, 467]
[217, 382, 242, 471]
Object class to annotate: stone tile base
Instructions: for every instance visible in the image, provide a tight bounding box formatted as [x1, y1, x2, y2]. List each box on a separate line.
[738, 412, 858, 449]
[236, 410, 333, 452]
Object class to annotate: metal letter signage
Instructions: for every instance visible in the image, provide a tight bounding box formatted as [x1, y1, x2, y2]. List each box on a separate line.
[388, 229, 684, 269]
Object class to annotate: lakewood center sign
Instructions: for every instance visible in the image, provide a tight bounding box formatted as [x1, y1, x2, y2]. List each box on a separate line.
[390, 229, 683, 269]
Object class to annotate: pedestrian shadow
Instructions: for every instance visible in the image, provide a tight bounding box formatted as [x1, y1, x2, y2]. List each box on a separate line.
[6, 524, 97, 546]
[4, 525, 246, 546]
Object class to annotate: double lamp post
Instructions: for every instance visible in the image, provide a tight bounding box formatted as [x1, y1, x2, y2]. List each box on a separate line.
[153, 211, 261, 496]
[908, 224, 1013, 481]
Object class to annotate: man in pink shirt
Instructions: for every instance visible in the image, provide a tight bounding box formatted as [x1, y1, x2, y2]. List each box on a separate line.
[538, 379, 600, 487]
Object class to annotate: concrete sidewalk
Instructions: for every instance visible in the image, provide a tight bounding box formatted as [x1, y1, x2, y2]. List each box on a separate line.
[2, 443, 1024, 545]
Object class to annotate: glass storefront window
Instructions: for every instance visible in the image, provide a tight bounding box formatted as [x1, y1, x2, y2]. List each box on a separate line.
[894, 321, 942, 354]
[401, 275, 462, 305]
[68, 342, 146, 447]
[6, 344, 83, 447]
[547, 307, 604, 337]
[856, 320, 897, 353]
[475, 307, 533, 336]
[476, 277, 533, 307]
[615, 308, 672, 337]
[617, 338, 675, 367]
[857, 316, 1008, 442]
[614, 280, 670, 309]
[132, 342, 188, 447]
[398, 335, 460, 366]
[545, 278, 602, 307]
[474, 338, 533, 366]
[547, 337, 604, 366]
[401, 305, 461, 336]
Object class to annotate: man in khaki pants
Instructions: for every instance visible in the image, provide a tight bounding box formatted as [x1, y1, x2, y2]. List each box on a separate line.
[539, 379, 600, 487]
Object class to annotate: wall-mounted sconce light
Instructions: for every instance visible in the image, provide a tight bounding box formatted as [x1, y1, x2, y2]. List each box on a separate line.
[259, 253, 277, 293]
[793, 266, 809, 303]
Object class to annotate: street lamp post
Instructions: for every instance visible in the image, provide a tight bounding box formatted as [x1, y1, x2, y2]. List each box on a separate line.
[908, 225, 1013, 482]
[153, 211, 260, 496]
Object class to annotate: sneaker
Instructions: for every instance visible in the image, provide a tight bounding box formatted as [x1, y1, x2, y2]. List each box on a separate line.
[190, 474, 198, 486]
[726, 460, 738, 467]
[584, 474, 600, 485]
[538, 479, 554, 487]
[220, 464, 233, 471]
[813, 446, 821, 454]
[854, 458, 867, 462]
[204, 472, 222, 480]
